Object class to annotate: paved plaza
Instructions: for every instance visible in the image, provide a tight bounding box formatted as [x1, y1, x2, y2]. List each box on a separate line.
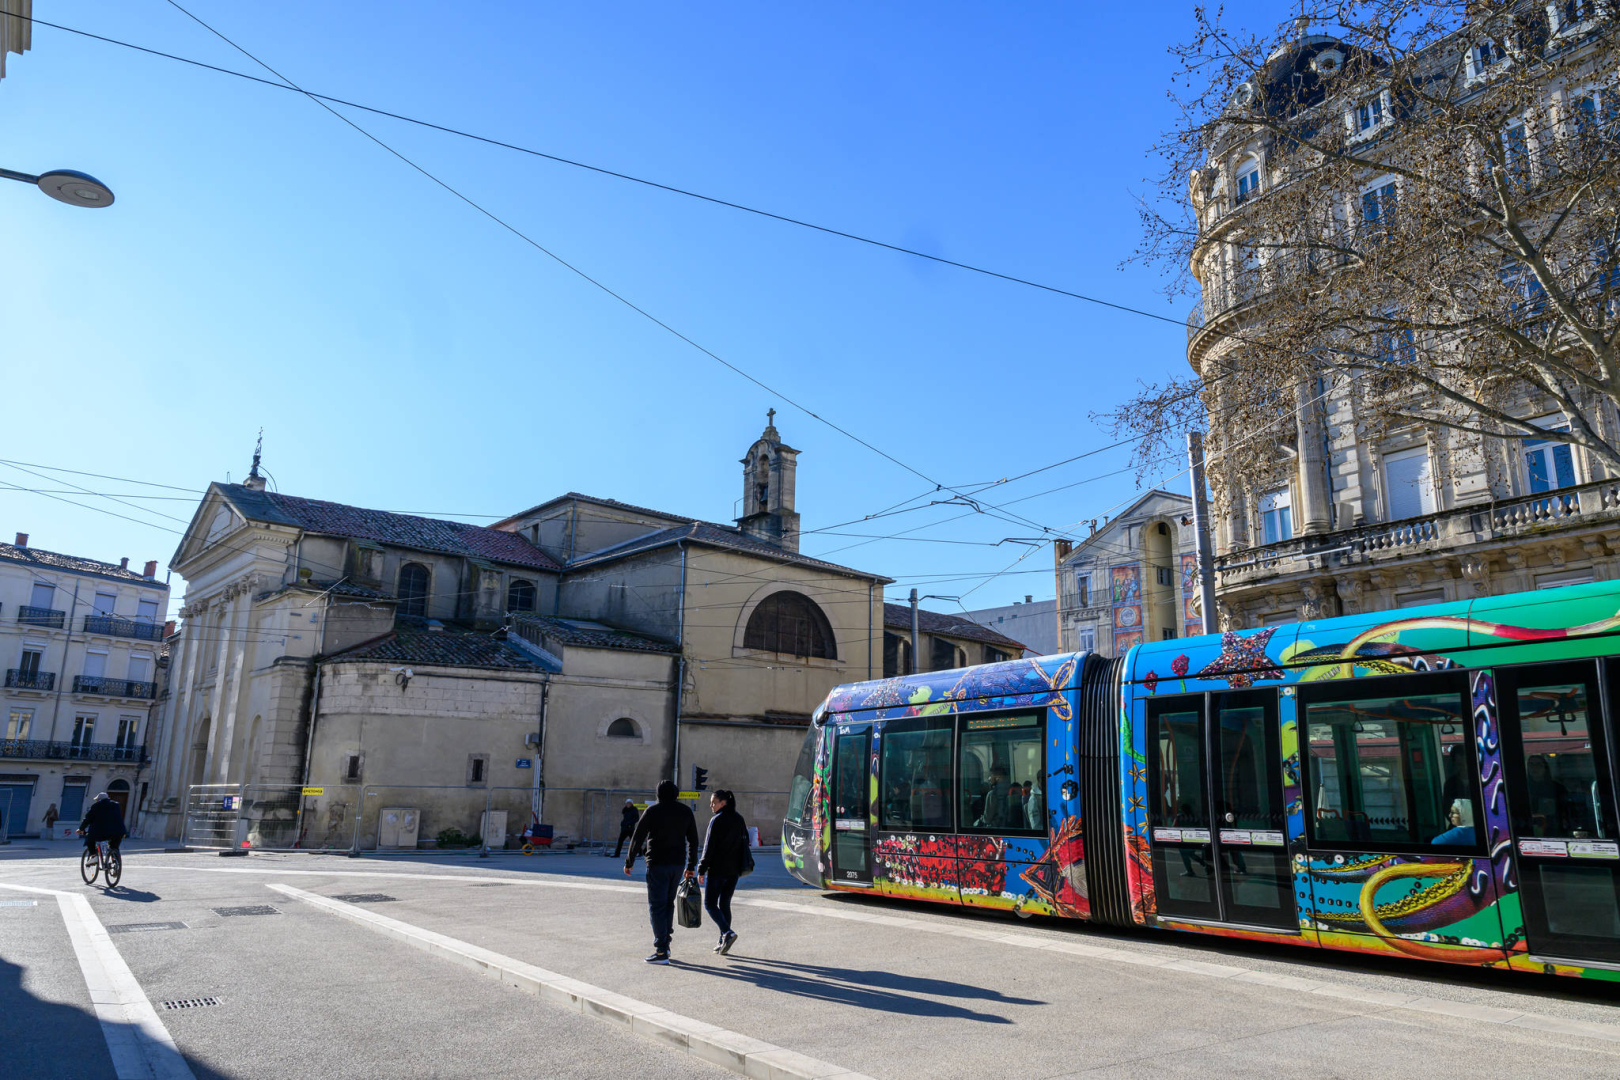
[6, 841, 1620, 1078]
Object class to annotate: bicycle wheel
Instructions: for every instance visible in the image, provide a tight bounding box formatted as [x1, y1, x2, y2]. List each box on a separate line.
[80, 848, 99, 885]
[105, 850, 122, 888]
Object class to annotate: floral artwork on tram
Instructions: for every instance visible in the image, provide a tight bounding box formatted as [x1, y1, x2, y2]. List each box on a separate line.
[1123, 585, 1620, 978]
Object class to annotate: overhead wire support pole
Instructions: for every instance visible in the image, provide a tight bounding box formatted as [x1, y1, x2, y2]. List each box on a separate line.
[1187, 431, 1219, 635]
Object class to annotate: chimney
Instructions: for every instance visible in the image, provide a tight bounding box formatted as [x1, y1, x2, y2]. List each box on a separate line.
[143, 560, 158, 579]
[1025, 595, 1033, 604]
[164, 619, 176, 638]
[120, 557, 129, 570]
[14, 532, 26, 547]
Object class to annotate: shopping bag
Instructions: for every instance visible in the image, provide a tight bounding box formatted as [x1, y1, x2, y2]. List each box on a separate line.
[676, 877, 703, 929]
[739, 838, 756, 878]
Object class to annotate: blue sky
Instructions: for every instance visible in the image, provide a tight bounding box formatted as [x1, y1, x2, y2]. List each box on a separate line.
[0, 1, 1280, 618]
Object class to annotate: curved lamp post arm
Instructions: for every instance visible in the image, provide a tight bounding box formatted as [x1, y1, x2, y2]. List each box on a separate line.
[0, 166, 115, 207]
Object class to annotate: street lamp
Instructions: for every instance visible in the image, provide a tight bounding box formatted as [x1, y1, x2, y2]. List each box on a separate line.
[0, 166, 114, 208]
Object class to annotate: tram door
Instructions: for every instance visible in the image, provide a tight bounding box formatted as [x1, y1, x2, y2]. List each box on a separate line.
[1498, 660, 1620, 964]
[1147, 692, 1294, 929]
[830, 725, 874, 887]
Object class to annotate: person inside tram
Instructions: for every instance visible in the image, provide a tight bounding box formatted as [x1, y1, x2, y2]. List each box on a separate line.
[1526, 755, 1575, 835]
[975, 767, 1010, 829]
[1173, 802, 1210, 877]
[1431, 799, 1477, 846]
[1023, 780, 1043, 831]
[1440, 747, 1469, 811]
[884, 777, 912, 824]
[1006, 778, 1024, 823]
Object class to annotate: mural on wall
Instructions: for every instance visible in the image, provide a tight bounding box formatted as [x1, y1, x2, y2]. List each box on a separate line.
[1122, 584, 1620, 981]
[1111, 565, 1141, 605]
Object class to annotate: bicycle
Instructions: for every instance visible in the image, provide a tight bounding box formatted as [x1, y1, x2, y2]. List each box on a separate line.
[80, 838, 122, 887]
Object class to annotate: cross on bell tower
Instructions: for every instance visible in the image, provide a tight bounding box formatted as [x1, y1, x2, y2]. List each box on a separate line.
[736, 409, 800, 552]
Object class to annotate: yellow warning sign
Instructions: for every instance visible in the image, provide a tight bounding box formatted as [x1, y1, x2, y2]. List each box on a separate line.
[678, 791, 704, 801]
[301, 786, 324, 796]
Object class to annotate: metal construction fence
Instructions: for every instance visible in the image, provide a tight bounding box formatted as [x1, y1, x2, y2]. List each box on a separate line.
[183, 781, 790, 854]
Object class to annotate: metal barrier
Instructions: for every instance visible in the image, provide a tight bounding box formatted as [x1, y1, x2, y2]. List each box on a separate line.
[184, 784, 242, 850]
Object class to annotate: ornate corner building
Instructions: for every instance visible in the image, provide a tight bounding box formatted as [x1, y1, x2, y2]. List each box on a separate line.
[1188, 10, 1620, 628]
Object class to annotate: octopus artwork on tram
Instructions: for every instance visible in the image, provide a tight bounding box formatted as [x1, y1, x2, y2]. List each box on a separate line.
[824, 655, 1090, 918]
[1123, 587, 1620, 977]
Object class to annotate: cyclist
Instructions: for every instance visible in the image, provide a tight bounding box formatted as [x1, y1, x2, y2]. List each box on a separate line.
[78, 792, 127, 862]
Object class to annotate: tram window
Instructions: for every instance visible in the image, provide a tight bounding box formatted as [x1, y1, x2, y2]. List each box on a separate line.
[958, 713, 1044, 835]
[879, 717, 954, 832]
[785, 732, 818, 825]
[1510, 681, 1610, 839]
[1304, 683, 1481, 852]
[1149, 705, 1208, 830]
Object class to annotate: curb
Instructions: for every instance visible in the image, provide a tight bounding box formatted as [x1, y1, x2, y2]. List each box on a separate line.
[268, 883, 872, 1080]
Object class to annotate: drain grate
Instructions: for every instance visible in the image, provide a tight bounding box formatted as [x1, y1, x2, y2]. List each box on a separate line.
[108, 921, 187, 935]
[213, 905, 280, 917]
[160, 997, 221, 1011]
[330, 893, 397, 903]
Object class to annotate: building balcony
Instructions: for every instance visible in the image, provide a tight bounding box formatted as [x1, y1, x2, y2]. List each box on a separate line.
[17, 605, 65, 629]
[5, 669, 56, 691]
[71, 675, 157, 700]
[1213, 477, 1620, 592]
[0, 739, 146, 764]
[82, 614, 166, 641]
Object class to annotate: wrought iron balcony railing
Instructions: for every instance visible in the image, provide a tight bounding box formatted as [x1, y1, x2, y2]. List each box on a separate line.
[82, 614, 166, 641]
[0, 739, 146, 763]
[17, 605, 65, 628]
[5, 669, 55, 691]
[72, 675, 157, 699]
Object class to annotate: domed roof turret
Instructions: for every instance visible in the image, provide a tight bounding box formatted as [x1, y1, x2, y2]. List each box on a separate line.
[1230, 26, 1386, 119]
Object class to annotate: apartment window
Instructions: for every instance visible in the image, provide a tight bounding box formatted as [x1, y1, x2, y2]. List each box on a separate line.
[1361, 180, 1398, 240]
[29, 583, 54, 610]
[1524, 431, 1578, 496]
[1161, 628, 1178, 641]
[115, 716, 139, 759]
[1501, 122, 1531, 187]
[1156, 565, 1174, 587]
[1375, 313, 1416, 366]
[92, 592, 117, 617]
[136, 597, 160, 624]
[71, 715, 96, 756]
[128, 655, 151, 683]
[345, 754, 362, 781]
[1355, 94, 1384, 132]
[5, 709, 32, 740]
[18, 645, 44, 677]
[1553, 0, 1597, 32]
[1470, 40, 1506, 79]
[467, 754, 488, 786]
[1075, 574, 1090, 607]
[1077, 625, 1096, 653]
[1501, 259, 1548, 333]
[1235, 161, 1261, 204]
[82, 650, 108, 680]
[1384, 447, 1436, 520]
[1259, 489, 1293, 545]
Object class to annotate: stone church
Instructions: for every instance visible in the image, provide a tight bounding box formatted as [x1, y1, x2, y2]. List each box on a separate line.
[141, 417, 889, 848]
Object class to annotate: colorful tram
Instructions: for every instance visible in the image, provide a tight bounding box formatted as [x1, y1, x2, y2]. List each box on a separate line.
[780, 579, 1620, 981]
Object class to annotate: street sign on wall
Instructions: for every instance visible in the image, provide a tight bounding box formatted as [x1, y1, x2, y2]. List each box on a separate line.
[515, 759, 532, 769]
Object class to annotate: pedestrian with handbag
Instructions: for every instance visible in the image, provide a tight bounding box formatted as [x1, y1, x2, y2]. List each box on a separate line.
[622, 779, 698, 965]
[696, 788, 752, 956]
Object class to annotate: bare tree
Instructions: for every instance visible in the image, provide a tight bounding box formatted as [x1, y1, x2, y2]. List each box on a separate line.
[1109, 1, 1620, 516]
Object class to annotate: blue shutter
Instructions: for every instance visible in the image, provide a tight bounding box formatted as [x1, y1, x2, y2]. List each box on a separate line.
[1553, 444, 1576, 488]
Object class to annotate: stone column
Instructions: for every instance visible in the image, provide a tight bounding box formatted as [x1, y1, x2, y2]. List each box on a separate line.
[1296, 379, 1332, 535]
[214, 576, 259, 783]
[202, 588, 242, 781]
[159, 598, 209, 801]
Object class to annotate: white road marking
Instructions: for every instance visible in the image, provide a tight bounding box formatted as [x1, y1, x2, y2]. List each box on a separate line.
[0, 882, 194, 1079]
[268, 883, 870, 1080]
[133, 863, 1620, 1045]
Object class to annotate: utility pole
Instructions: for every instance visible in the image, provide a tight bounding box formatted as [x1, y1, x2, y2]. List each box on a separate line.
[1187, 431, 1220, 635]
[908, 589, 920, 675]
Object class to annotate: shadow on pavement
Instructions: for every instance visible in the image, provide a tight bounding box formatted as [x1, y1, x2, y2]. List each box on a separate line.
[98, 886, 162, 903]
[681, 955, 1040, 1021]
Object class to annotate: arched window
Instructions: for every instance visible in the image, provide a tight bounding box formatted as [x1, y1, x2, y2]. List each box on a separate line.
[744, 591, 835, 659]
[606, 718, 639, 739]
[507, 579, 537, 613]
[398, 563, 430, 617]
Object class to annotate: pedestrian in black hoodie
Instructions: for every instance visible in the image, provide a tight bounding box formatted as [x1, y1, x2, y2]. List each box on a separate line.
[622, 779, 698, 964]
[697, 788, 749, 955]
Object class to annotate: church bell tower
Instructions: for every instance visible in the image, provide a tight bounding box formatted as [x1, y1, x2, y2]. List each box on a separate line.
[736, 409, 801, 552]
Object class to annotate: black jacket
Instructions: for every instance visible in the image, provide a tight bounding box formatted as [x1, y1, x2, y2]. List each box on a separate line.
[80, 799, 127, 842]
[619, 805, 640, 833]
[697, 806, 750, 877]
[625, 798, 699, 870]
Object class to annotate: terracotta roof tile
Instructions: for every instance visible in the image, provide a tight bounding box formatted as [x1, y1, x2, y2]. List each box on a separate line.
[328, 624, 544, 671]
[0, 542, 166, 587]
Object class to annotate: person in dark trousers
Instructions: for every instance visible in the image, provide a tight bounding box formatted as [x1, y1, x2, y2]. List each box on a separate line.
[697, 788, 749, 956]
[609, 799, 639, 858]
[622, 780, 698, 964]
[78, 792, 127, 856]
